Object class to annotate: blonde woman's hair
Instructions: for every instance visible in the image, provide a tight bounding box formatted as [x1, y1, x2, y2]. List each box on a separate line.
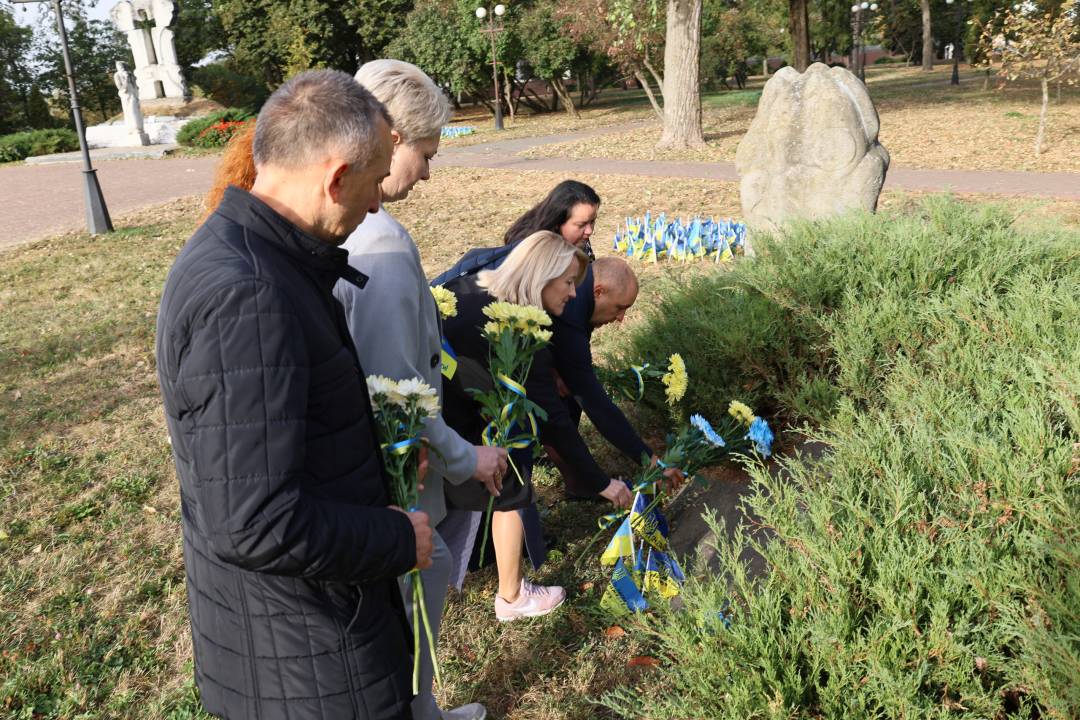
[355, 59, 451, 143]
[477, 231, 589, 307]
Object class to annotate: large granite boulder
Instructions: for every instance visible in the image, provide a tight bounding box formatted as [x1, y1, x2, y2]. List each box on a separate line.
[736, 63, 889, 234]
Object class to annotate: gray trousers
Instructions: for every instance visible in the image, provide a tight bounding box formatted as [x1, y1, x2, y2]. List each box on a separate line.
[399, 529, 451, 720]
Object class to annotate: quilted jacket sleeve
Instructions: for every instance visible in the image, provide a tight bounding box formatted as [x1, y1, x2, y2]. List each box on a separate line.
[175, 279, 417, 584]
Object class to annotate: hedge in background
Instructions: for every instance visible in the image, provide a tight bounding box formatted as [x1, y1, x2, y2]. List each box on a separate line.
[605, 198, 1080, 718]
[175, 108, 254, 148]
[0, 129, 78, 162]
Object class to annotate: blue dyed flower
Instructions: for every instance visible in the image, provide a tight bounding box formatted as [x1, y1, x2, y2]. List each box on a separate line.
[690, 414, 726, 448]
[746, 417, 774, 457]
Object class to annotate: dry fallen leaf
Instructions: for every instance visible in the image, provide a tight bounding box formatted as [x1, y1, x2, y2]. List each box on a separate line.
[628, 655, 660, 668]
[605, 625, 626, 639]
[580, 582, 594, 591]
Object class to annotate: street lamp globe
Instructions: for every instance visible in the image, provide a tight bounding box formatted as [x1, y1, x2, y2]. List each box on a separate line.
[870, 3, 878, 9]
[860, 2, 869, 8]
[494, 4, 505, 15]
[475, 6, 487, 18]
[851, 4, 859, 11]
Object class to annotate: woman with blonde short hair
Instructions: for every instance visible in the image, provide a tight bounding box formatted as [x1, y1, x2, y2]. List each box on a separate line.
[440, 231, 596, 622]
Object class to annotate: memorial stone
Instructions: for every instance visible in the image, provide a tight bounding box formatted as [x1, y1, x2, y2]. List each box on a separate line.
[735, 63, 890, 234]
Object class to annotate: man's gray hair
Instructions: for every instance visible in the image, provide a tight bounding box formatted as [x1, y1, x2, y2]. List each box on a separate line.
[253, 69, 393, 170]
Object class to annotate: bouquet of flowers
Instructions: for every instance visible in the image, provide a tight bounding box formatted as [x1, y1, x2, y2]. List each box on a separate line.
[366, 375, 442, 693]
[586, 404, 774, 616]
[598, 353, 688, 406]
[613, 213, 748, 264]
[470, 301, 552, 563]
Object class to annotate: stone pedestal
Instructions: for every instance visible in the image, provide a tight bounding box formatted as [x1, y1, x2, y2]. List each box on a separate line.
[735, 63, 890, 236]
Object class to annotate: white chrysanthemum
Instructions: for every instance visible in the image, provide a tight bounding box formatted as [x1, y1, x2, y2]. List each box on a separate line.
[366, 374, 397, 399]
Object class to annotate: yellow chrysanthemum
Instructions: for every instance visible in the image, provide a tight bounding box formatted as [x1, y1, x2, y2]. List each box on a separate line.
[430, 286, 457, 319]
[728, 400, 756, 426]
[661, 353, 687, 405]
[482, 321, 502, 338]
[482, 301, 517, 323]
[515, 305, 553, 328]
[530, 328, 553, 343]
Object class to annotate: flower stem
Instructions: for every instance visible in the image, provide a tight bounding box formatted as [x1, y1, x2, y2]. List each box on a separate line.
[411, 582, 421, 696]
[478, 494, 495, 567]
[414, 572, 442, 689]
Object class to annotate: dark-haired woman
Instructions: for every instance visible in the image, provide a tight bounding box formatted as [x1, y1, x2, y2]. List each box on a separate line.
[430, 179, 600, 286]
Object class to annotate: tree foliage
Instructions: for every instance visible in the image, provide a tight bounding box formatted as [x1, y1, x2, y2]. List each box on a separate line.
[0, 7, 49, 133]
[34, 10, 131, 124]
[215, 0, 412, 87]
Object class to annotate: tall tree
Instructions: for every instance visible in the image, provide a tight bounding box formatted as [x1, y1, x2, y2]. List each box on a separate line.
[921, 0, 934, 69]
[658, 0, 704, 148]
[0, 7, 43, 133]
[517, 1, 582, 117]
[790, 0, 811, 70]
[978, 2, 1080, 155]
[215, 0, 411, 87]
[172, 0, 227, 72]
[564, 0, 666, 118]
[35, 13, 130, 123]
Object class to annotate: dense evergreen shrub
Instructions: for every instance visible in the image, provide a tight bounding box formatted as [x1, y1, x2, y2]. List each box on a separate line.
[0, 128, 78, 162]
[175, 108, 254, 148]
[605, 198, 1080, 719]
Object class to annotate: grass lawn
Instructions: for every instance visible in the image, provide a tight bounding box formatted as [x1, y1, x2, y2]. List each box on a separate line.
[522, 65, 1080, 174]
[1, 168, 1078, 718]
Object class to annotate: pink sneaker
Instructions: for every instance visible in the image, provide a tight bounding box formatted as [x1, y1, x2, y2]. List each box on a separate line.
[495, 579, 566, 622]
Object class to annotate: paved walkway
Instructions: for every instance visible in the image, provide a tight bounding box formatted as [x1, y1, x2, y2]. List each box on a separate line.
[3, 122, 1078, 252]
[0, 155, 219, 252]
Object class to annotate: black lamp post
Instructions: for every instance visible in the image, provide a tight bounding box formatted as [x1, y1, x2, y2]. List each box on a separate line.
[13, 0, 112, 234]
[850, 1, 879, 82]
[475, 3, 506, 130]
[945, 0, 972, 86]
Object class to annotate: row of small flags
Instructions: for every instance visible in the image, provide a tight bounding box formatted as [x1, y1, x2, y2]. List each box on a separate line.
[600, 491, 686, 615]
[440, 126, 476, 139]
[614, 213, 748, 263]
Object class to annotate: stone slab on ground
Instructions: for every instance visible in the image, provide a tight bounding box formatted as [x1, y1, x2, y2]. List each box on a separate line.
[24, 144, 180, 165]
[668, 440, 829, 581]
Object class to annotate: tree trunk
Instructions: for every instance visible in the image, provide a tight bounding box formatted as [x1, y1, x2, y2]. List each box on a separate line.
[658, 0, 704, 148]
[789, 0, 811, 72]
[549, 82, 559, 112]
[763, 57, 769, 77]
[643, 56, 665, 99]
[550, 77, 580, 118]
[503, 67, 515, 122]
[1036, 77, 1048, 155]
[921, 0, 933, 71]
[634, 67, 665, 119]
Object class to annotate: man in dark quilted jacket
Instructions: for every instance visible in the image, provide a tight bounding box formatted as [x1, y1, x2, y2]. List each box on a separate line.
[156, 69, 432, 719]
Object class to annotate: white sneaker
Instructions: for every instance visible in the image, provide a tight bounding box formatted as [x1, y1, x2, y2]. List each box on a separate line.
[442, 702, 486, 720]
[494, 578, 566, 622]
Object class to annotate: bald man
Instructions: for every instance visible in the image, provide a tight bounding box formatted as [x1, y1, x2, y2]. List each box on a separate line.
[548, 257, 661, 498]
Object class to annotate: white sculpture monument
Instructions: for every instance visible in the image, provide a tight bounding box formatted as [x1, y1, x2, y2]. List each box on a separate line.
[113, 61, 151, 145]
[735, 63, 890, 234]
[109, 0, 188, 102]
